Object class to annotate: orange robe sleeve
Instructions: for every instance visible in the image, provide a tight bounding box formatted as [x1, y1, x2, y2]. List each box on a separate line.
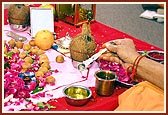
[115, 81, 164, 111]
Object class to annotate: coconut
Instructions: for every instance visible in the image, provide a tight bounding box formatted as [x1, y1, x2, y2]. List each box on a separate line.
[69, 23, 97, 62]
[8, 4, 30, 25]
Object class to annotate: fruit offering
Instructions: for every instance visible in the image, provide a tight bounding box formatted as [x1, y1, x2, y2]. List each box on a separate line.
[34, 30, 54, 50]
[56, 55, 64, 63]
[4, 38, 56, 99]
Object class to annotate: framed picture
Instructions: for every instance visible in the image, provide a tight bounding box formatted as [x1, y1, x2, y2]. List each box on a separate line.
[30, 7, 54, 37]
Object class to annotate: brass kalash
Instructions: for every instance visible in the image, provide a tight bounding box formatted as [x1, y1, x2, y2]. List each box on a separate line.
[56, 4, 96, 26]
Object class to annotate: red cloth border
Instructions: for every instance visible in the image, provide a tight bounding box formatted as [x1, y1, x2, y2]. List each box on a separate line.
[3, 7, 163, 111]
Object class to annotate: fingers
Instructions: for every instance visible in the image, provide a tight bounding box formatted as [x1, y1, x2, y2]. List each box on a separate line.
[99, 52, 113, 59]
[105, 42, 118, 53]
[102, 39, 124, 53]
[110, 56, 122, 64]
[102, 43, 106, 48]
[109, 40, 122, 45]
[99, 53, 122, 64]
[102, 40, 120, 49]
[103, 38, 133, 47]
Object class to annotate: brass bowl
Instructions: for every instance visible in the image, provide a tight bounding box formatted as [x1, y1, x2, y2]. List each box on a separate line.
[63, 85, 92, 106]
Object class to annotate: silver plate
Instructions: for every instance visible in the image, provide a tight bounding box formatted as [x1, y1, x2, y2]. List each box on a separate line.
[9, 23, 29, 31]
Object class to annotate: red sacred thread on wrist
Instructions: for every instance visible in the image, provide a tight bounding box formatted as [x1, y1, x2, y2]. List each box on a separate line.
[126, 55, 145, 81]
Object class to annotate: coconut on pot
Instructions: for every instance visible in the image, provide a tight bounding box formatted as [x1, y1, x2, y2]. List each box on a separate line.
[69, 23, 97, 63]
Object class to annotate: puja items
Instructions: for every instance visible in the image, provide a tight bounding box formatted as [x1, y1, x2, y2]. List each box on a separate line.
[34, 29, 54, 50]
[56, 4, 96, 26]
[94, 70, 117, 96]
[63, 85, 92, 106]
[69, 23, 97, 68]
[54, 32, 72, 53]
[6, 31, 27, 42]
[78, 48, 107, 71]
[18, 72, 37, 88]
[146, 50, 164, 63]
[97, 59, 141, 88]
[8, 4, 30, 31]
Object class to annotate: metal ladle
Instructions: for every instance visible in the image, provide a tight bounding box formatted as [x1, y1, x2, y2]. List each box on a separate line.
[78, 48, 107, 71]
[77, 41, 117, 71]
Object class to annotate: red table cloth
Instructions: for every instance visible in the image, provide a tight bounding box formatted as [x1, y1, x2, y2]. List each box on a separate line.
[3, 8, 163, 111]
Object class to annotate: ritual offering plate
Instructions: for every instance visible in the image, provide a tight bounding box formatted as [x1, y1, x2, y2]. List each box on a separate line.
[9, 24, 29, 32]
[63, 85, 92, 106]
[138, 50, 164, 64]
[146, 50, 164, 63]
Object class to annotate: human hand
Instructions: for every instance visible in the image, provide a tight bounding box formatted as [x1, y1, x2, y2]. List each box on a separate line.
[99, 38, 140, 66]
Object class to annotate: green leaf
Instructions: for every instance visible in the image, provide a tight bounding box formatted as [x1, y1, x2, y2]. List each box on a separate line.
[49, 70, 55, 72]
[37, 102, 44, 109]
[4, 62, 10, 69]
[26, 50, 31, 55]
[6, 51, 14, 57]
[142, 50, 147, 56]
[31, 86, 44, 94]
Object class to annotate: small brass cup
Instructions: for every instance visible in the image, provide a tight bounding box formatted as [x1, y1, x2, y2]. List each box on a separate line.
[94, 70, 117, 96]
[63, 85, 92, 106]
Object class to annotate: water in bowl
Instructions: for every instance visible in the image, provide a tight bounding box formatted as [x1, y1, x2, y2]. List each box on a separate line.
[96, 71, 115, 80]
[65, 87, 89, 99]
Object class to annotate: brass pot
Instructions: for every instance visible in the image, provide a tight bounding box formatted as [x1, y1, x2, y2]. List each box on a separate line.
[94, 70, 117, 96]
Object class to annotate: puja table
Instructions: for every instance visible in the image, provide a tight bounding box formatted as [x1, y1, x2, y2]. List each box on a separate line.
[3, 8, 163, 111]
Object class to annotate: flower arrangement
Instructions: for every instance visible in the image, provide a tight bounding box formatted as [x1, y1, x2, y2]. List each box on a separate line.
[4, 39, 58, 99]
